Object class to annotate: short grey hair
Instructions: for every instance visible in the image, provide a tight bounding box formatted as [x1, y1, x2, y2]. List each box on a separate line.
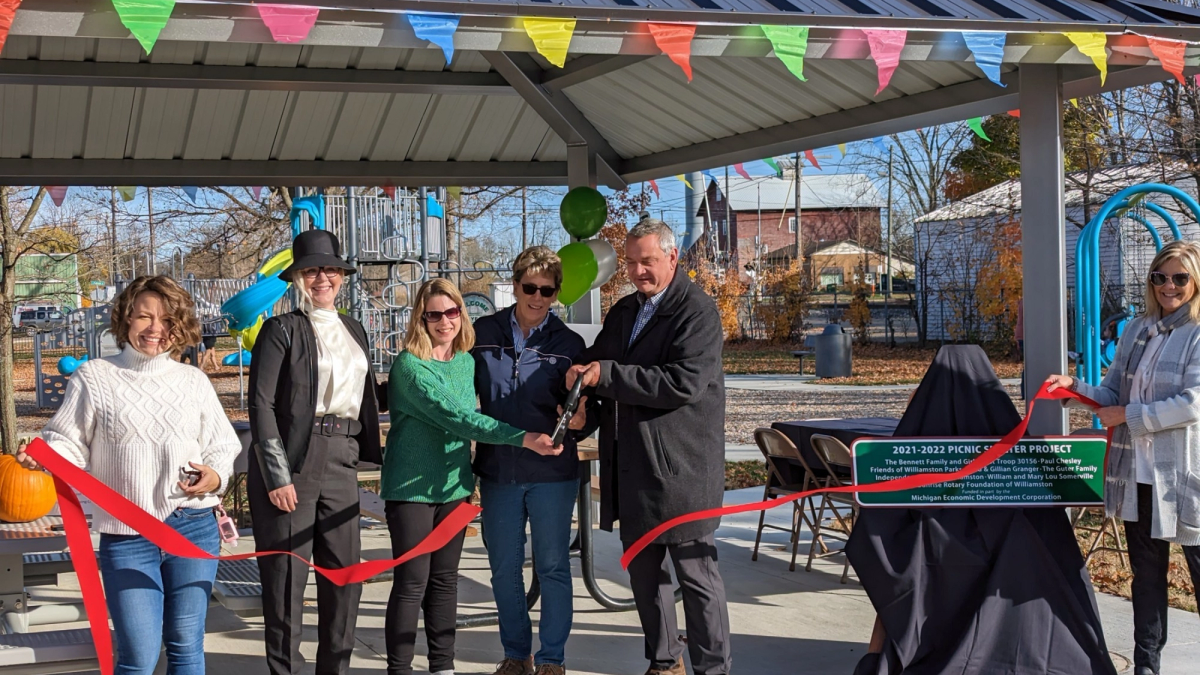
[627, 212, 676, 255]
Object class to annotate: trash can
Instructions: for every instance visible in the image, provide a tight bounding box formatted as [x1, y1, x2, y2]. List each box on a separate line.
[812, 323, 852, 378]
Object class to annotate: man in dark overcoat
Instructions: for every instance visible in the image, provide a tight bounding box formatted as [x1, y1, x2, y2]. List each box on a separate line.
[567, 216, 730, 675]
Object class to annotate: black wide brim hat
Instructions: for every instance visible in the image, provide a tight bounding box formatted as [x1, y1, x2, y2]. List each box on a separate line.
[281, 229, 357, 281]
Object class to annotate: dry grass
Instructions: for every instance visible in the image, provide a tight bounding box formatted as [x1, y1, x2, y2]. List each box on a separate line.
[723, 341, 1023, 384]
[725, 460, 768, 491]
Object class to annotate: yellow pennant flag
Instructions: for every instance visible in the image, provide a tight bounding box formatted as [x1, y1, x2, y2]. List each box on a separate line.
[1063, 33, 1107, 85]
[675, 174, 693, 190]
[524, 18, 576, 68]
[837, 143, 847, 157]
[116, 186, 137, 201]
[1070, 98, 1079, 109]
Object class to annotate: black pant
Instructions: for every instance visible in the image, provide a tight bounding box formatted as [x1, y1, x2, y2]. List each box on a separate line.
[1125, 483, 1200, 673]
[248, 434, 363, 675]
[624, 533, 732, 675]
[385, 499, 468, 675]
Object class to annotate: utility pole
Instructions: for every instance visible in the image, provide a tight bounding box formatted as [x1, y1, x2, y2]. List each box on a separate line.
[521, 187, 528, 250]
[793, 151, 803, 269]
[723, 165, 731, 260]
[885, 146, 895, 346]
[109, 188, 117, 284]
[147, 187, 154, 276]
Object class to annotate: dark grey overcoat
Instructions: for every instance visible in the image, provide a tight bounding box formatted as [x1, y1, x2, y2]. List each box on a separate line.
[581, 269, 726, 544]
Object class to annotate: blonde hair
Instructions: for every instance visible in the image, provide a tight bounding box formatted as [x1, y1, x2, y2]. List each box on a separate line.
[1145, 240, 1200, 322]
[404, 278, 474, 359]
[512, 245, 563, 288]
[110, 276, 201, 357]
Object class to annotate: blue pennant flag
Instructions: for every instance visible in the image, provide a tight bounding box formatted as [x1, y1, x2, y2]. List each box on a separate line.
[407, 13, 460, 64]
[183, 186, 198, 203]
[962, 31, 1006, 87]
[702, 170, 722, 198]
[871, 137, 888, 154]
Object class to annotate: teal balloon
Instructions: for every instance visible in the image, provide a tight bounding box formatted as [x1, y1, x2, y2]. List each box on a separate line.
[560, 187, 608, 239]
[557, 242, 598, 306]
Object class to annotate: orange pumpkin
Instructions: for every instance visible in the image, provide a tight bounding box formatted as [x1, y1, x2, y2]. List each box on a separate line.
[0, 454, 58, 523]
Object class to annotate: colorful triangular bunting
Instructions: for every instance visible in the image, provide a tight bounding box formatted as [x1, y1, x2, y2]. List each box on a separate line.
[648, 180, 660, 198]
[733, 163, 751, 180]
[524, 18, 575, 69]
[647, 23, 697, 81]
[1063, 33, 1108, 86]
[257, 5, 319, 44]
[967, 117, 991, 142]
[46, 186, 67, 207]
[675, 174, 693, 190]
[112, 0, 176, 54]
[863, 29, 907, 95]
[116, 186, 137, 201]
[407, 13, 459, 64]
[760, 25, 810, 82]
[763, 157, 782, 177]
[961, 31, 1006, 87]
[250, 186, 264, 200]
[1146, 36, 1187, 85]
[183, 186, 198, 202]
[804, 149, 821, 171]
[837, 143, 847, 157]
[0, 0, 20, 56]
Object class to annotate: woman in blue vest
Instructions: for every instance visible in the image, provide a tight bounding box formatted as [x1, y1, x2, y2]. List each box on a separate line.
[471, 246, 593, 675]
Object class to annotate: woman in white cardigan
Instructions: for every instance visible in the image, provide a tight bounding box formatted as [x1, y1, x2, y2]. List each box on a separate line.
[18, 275, 240, 675]
[1046, 240, 1200, 675]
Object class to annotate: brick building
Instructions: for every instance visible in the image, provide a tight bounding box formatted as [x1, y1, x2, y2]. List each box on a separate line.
[699, 174, 885, 281]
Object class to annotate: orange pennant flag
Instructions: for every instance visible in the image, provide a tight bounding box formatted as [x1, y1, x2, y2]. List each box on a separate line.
[804, 149, 821, 171]
[1007, 109, 1020, 118]
[647, 23, 697, 81]
[1146, 36, 1187, 84]
[648, 180, 660, 198]
[0, 0, 20, 55]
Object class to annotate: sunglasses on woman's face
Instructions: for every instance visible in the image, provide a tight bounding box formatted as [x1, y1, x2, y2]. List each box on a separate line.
[422, 306, 462, 323]
[301, 266, 345, 280]
[1150, 271, 1192, 287]
[520, 283, 559, 298]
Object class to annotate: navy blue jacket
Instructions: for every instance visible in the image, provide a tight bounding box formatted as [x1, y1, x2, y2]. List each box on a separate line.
[471, 306, 586, 484]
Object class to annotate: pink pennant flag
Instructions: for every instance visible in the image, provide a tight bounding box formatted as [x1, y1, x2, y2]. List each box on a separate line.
[648, 180, 660, 198]
[863, 29, 907, 95]
[1146, 36, 1187, 84]
[382, 185, 396, 199]
[257, 5, 319, 44]
[647, 23, 697, 81]
[250, 186, 264, 200]
[1195, 73, 1200, 87]
[804, 149, 821, 171]
[733, 163, 751, 180]
[46, 186, 67, 207]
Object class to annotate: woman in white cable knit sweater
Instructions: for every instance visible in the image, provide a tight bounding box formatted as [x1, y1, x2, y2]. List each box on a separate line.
[18, 275, 240, 675]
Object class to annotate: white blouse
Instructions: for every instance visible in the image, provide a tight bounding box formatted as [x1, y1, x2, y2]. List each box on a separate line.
[1130, 331, 1167, 484]
[305, 307, 370, 419]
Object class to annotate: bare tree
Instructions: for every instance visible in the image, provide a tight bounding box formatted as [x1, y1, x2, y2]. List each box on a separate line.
[1, 187, 48, 455]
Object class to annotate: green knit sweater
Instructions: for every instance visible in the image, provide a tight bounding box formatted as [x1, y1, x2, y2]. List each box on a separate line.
[382, 350, 526, 503]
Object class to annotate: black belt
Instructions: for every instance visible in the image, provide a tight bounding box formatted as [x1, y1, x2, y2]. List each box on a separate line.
[313, 415, 362, 437]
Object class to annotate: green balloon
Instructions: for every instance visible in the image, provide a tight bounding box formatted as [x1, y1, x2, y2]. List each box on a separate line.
[560, 187, 608, 239]
[557, 242, 598, 306]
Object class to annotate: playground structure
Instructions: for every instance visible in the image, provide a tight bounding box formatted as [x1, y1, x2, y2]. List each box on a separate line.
[31, 188, 446, 409]
[1073, 183, 1200, 426]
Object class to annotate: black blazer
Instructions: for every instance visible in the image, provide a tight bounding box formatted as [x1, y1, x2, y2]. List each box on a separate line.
[248, 310, 383, 492]
[580, 269, 726, 544]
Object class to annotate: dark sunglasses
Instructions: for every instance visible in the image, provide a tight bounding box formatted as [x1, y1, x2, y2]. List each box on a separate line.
[520, 283, 559, 298]
[300, 266, 345, 280]
[1150, 271, 1192, 287]
[422, 306, 462, 323]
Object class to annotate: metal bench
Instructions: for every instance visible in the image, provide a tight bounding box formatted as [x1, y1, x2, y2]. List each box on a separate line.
[0, 628, 99, 674]
[22, 552, 73, 588]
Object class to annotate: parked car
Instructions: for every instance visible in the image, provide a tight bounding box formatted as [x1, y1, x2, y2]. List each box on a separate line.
[13, 305, 66, 330]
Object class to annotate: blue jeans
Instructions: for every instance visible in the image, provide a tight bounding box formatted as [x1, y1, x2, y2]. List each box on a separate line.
[98, 508, 220, 675]
[480, 479, 577, 665]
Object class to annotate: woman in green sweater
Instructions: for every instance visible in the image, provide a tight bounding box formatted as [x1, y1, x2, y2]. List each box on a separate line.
[382, 278, 557, 675]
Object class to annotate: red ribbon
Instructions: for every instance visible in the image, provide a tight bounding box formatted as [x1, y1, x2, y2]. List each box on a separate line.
[23, 437, 480, 675]
[620, 383, 1101, 569]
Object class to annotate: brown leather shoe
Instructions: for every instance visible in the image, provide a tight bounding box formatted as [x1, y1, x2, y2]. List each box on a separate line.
[644, 657, 685, 675]
[534, 665, 566, 675]
[493, 656, 534, 675]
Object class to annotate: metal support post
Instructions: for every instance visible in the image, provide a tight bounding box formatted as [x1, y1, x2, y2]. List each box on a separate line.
[1019, 65, 1069, 435]
[345, 186, 360, 321]
[419, 186, 430, 282]
[568, 143, 601, 323]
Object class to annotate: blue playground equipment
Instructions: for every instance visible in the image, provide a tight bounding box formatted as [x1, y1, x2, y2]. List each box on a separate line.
[1074, 183, 1200, 426]
[218, 195, 327, 361]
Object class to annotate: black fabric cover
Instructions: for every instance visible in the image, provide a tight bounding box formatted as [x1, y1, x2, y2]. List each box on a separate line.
[845, 345, 1116, 675]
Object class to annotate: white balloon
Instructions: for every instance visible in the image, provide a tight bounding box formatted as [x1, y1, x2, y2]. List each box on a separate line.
[584, 239, 618, 287]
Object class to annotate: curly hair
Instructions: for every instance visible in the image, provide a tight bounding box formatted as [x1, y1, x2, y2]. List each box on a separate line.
[403, 278, 474, 360]
[110, 276, 202, 357]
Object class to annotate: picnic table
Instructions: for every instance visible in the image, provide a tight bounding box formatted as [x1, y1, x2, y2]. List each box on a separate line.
[771, 417, 900, 477]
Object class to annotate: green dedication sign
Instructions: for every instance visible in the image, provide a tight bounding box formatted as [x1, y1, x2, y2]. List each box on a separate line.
[851, 437, 1107, 507]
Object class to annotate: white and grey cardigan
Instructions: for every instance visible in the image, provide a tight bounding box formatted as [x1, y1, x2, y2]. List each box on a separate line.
[1071, 315, 1200, 546]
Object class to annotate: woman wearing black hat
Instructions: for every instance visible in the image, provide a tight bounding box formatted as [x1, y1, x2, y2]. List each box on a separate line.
[247, 228, 383, 675]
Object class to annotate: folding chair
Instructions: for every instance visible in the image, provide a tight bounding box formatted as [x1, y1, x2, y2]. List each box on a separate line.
[808, 434, 860, 583]
[751, 428, 822, 571]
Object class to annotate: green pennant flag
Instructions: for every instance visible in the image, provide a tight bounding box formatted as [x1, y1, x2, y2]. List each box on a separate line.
[763, 157, 782, 177]
[112, 0, 176, 54]
[761, 25, 810, 82]
[967, 117, 991, 143]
